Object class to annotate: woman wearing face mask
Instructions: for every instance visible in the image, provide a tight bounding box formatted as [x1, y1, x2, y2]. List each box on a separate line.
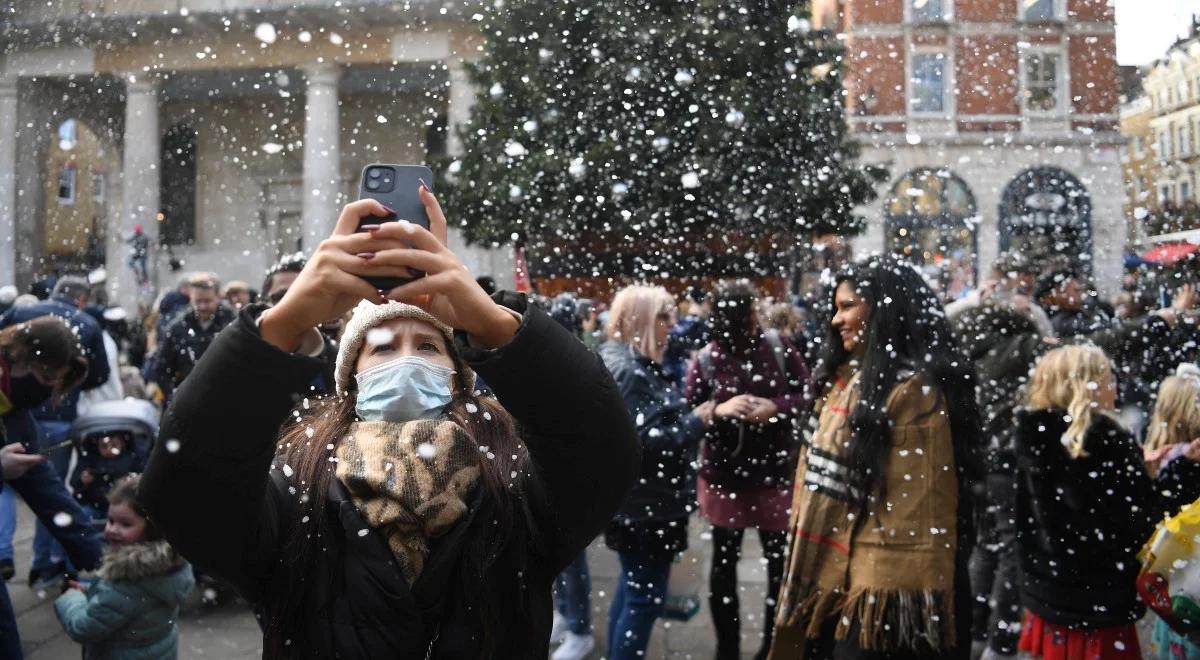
[0, 315, 90, 415]
[769, 257, 982, 660]
[140, 188, 641, 659]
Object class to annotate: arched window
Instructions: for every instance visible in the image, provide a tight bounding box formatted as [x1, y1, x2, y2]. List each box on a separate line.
[999, 167, 1092, 273]
[884, 168, 978, 301]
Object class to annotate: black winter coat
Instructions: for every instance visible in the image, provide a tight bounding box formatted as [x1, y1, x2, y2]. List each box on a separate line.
[140, 298, 640, 659]
[1013, 409, 1167, 628]
[599, 340, 704, 525]
[153, 304, 237, 396]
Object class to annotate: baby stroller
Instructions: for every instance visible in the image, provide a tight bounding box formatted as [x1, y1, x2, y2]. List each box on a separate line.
[67, 398, 159, 521]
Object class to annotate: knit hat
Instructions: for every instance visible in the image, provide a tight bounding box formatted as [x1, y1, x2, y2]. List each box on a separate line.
[334, 300, 475, 396]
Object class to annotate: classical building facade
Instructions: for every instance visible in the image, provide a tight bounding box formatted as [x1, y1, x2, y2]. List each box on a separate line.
[1144, 20, 1200, 212]
[0, 1, 512, 308]
[812, 0, 1125, 297]
[1120, 94, 1158, 243]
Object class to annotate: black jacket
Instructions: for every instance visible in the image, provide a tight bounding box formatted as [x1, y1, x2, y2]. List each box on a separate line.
[140, 297, 640, 659]
[1013, 409, 1166, 628]
[598, 340, 704, 524]
[152, 304, 237, 395]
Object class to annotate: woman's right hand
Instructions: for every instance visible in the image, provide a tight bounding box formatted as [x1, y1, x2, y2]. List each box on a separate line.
[260, 200, 400, 351]
[0, 443, 44, 481]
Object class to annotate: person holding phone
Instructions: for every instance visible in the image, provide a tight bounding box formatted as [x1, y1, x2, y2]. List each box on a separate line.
[140, 183, 641, 659]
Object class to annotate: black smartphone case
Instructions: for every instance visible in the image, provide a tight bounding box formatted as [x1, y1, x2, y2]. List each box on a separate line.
[357, 164, 433, 290]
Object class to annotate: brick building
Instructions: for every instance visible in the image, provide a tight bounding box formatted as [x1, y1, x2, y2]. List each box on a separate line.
[812, 0, 1125, 297]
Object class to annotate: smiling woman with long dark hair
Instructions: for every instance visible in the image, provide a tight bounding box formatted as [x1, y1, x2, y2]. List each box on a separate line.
[769, 256, 982, 660]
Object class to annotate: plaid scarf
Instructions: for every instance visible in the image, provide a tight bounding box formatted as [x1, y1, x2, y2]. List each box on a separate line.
[335, 419, 479, 584]
[772, 365, 959, 656]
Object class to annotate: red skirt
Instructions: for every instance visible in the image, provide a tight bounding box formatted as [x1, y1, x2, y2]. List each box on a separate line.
[1018, 611, 1141, 660]
[697, 477, 791, 532]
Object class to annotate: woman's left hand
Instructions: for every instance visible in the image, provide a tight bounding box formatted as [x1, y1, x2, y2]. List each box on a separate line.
[741, 397, 780, 423]
[364, 185, 519, 348]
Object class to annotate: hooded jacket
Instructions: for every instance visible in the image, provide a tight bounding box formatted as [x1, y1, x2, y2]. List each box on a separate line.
[141, 295, 640, 659]
[1013, 409, 1164, 628]
[54, 540, 195, 660]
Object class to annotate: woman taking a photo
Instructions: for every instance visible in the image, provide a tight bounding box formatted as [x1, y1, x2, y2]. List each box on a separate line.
[770, 257, 981, 660]
[140, 188, 641, 659]
[685, 280, 809, 660]
[599, 285, 714, 660]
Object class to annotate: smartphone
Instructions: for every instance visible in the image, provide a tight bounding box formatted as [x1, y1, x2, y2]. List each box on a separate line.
[357, 164, 433, 290]
[36, 438, 74, 455]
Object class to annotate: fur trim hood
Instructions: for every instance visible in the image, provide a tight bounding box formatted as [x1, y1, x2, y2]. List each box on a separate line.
[99, 540, 187, 582]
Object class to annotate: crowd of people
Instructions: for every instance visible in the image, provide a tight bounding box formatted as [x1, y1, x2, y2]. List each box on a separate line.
[0, 190, 1197, 660]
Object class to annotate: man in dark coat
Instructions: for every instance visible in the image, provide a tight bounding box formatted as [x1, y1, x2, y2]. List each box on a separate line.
[152, 273, 236, 399]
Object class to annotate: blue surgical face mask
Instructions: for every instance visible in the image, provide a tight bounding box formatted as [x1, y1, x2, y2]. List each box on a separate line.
[354, 356, 456, 422]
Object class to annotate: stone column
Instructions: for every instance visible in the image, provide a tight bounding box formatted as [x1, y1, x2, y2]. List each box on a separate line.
[0, 76, 17, 287]
[114, 74, 160, 308]
[301, 63, 342, 251]
[446, 59, 474, 157]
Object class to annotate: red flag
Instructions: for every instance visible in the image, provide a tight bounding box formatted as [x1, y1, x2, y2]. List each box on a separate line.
[514, 243, 532, 293]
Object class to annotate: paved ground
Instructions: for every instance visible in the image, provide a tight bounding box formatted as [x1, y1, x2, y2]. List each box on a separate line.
[9, 500, 776, 659]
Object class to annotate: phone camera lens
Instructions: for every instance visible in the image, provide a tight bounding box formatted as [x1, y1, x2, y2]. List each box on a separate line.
[366, 180, 380, 191]
[368, 169, 382, 179]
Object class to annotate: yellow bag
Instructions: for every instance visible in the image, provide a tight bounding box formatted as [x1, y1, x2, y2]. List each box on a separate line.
[1138, 496, 1200, 635]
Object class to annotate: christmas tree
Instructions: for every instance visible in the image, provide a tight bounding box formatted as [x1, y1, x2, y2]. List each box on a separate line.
[440, 0, 884, 282]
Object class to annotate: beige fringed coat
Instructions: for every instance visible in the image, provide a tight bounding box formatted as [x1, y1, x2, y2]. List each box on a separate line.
[769, 366, 960, 657]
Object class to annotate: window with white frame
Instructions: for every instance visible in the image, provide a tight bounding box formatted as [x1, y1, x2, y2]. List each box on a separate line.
[1022, 0, 1058, 21]
[909, 0, 946, 23]
[1023, 51, 1061, 113]
[910, 53, 947, 114]
[91, 172, 105, 203]
[1183, 181, 1191, 204]
[1161, 185, 1172, 205]
[57, 164, 76, 206]
[1131, 135, 1145, 157]
[1184, 125, 1194, 156]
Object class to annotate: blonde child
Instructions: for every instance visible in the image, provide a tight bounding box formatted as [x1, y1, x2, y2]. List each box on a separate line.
[1014, 345, 1165, 660]
[1143, 365, 1200, 660]
[55, 475, 194, 659]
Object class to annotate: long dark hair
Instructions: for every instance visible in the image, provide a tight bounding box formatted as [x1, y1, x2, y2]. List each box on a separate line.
[709, 280, 758, 355]
[811, 256, 983, 504]
[262, 337, 533, 659]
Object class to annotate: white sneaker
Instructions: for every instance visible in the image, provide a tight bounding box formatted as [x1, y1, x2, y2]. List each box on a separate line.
[549, 612, 569, 646]
[551, 632, 595, 660]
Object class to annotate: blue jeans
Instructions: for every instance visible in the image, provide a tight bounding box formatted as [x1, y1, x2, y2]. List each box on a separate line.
[0, 487, 15, 560]
[32, 420, 73, 573]
[607, 553, 671, 660]
[554, 551, 592, 635]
